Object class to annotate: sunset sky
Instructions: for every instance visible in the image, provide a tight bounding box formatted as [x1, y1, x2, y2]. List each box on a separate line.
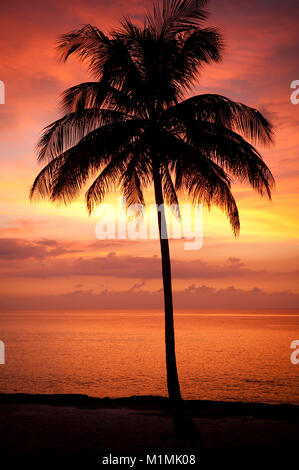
[0, 0, 298, 310]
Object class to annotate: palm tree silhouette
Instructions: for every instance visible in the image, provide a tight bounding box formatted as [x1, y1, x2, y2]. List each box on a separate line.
[30, 0, 274, 437]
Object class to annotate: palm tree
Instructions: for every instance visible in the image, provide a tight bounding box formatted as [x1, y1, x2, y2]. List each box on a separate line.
[30, 0, 274, 437]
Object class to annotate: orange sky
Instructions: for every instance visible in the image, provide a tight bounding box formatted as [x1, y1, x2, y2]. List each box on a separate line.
[0, 0, 298, 309]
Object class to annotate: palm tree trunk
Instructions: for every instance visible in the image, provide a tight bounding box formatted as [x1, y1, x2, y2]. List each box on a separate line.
[152, 165, 182, 402]
[152, 163, 198, 440]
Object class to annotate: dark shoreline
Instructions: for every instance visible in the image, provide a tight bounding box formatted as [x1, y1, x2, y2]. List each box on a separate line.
[0, 393, 298, 467]
[0, 392, 298, 420]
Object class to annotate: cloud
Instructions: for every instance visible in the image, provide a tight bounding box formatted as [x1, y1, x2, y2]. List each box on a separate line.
[0, 238, 80, 260]
[0, 283, 298, 310]
[0, 246, 297, 284]
[0, 247, 252, 277]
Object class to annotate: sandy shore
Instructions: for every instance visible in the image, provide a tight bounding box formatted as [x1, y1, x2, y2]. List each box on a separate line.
[0, 394, 298, 466]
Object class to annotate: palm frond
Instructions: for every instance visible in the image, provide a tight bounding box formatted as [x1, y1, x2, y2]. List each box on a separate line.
[154, 129, 240, 234]
[121, 155, 146, 209]
[187, 165, 240, 236]
[176, 152, 240, 235]
[57, 24, 110, 68]
[32, 119, 143, 205]
[164, 93, 274, 145]
[60, 80, 147, 117]
[60, 82, 109, 113]
[184, 120, 275, 198]
[50, 120, 144, 204]
[160, 163, 181, 218]
[30, 154, 67, 201]
[146, 0, 209, 37]
[166, 27, 223, 94]
[179, 27, 223, 67]
[86, 154, 128, 214]
[37, 108, 128, 162]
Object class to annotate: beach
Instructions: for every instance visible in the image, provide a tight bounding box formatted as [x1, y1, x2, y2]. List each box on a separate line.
[0, 393, 298, 466]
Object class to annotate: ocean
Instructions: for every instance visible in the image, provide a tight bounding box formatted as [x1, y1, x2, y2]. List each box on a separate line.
[0, 309, 298, 404]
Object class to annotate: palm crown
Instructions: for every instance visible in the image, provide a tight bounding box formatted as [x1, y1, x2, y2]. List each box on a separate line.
[30, 0, 274, 236]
